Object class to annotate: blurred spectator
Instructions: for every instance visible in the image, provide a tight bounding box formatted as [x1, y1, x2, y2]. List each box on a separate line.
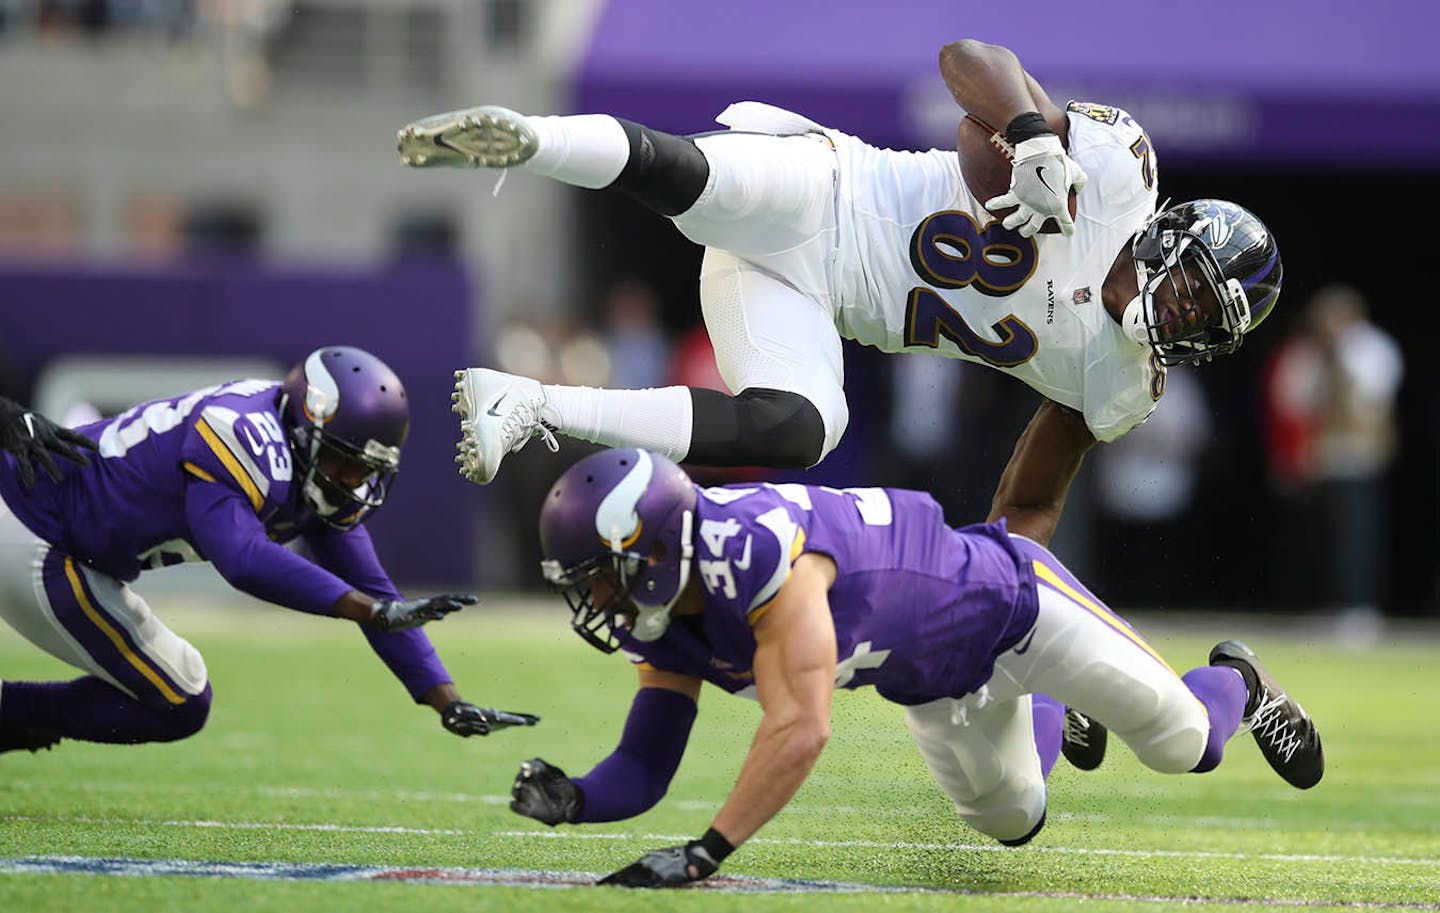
[1262, 284, 1403, 615]
[601, 279, 669, 390]
[392, 210, 459, 263]
[668, 323, 724, 395]
[1092, 366, 1212, 607]
[184, 200, 261, 259]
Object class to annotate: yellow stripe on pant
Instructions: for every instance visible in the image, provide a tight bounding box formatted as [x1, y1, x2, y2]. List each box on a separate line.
[63, 557, 185, 705]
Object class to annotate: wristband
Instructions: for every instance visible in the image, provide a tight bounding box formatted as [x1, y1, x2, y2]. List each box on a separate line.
[1004, 111, 1054, 146]
[696, 826, 736, 863]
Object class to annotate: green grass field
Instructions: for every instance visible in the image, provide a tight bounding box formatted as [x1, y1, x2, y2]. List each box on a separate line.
[1, 594, 1437, 912]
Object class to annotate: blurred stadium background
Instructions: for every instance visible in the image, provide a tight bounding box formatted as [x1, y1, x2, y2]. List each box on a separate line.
[0, 0, 1435, 623]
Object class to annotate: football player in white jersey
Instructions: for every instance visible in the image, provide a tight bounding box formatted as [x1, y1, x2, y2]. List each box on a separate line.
[397, 38, 1281, 552]
[398, 37, 1282, 772]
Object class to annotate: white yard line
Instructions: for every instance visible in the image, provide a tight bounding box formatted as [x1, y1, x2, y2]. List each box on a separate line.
[493, 830, 1440, 868]
[3, 813, 1435, 868]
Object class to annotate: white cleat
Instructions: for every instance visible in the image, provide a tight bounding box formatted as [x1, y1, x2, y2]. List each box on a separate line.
[451, 368, 559, 485]
[397, 105, 538, 169]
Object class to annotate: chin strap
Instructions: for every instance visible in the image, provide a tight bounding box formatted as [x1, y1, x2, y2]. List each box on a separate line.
[630, 509, 695, 643]
[1121, 294, 1151, 348]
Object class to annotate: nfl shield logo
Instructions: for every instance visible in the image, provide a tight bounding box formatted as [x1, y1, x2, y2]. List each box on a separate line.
[1073, 287, 1092, 304]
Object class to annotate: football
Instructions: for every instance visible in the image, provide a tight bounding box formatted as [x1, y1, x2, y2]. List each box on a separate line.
[957, 111, 1077, 234]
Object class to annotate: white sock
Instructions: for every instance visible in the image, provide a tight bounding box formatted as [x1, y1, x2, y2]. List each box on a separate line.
[522, 115, 630, 189]
[542, 385, 693, 460]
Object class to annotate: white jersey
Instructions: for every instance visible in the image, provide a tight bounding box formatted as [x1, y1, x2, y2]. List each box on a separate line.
[826, 102, 1162, 441]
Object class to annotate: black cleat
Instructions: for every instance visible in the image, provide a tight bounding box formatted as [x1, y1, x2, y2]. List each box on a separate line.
[0, 726, 60, 756]
[1209, 640, 1324, 789]
[1061, 707, 1107, 771]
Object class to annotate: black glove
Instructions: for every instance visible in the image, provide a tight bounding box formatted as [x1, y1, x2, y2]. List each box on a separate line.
[0, 397, 99, 490]
[509, 758, 583, 826]
[441, 701, 540, 737]
[598, 828, 734, 888]
[369, 594, 477, 632]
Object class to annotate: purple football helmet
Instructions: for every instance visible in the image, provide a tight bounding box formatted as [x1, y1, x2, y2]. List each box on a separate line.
[280, 346, 409, 530]
[538, 448, 698, 653]
[1122, 199, 1283, 365]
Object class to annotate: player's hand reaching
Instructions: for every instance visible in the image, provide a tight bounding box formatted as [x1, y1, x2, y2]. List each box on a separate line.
[509, 758, 583, 825]
[369, 594, 477, 631]
[985, 133, 1087, 238]
[0, 397, 99, 490]
[597, 829, 734, 888]
[441, 701, 540, 737]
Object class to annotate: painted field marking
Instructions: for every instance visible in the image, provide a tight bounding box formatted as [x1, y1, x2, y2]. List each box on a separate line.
[494, 830, 1440, 868]
[3, 814, 1436, 869]
[1, 855, 1438, 908]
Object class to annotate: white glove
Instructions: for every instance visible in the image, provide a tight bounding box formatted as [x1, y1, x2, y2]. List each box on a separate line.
[985, 134, 1088, 238]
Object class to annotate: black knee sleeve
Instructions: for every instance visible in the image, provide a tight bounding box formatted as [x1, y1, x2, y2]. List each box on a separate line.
[687, 387, 825, 469]
[612, 120, 709, 216]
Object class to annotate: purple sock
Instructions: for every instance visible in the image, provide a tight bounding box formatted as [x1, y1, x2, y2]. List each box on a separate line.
[1, 677, 211, 744]
[1030, 693, 1064, 779]
[1181, 666, 1246, 773]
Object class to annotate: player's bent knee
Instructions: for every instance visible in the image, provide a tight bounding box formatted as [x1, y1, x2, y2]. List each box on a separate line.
[1123, 702, 1209, 774]
[157, 682, 213, 742]
[956, 774, 1047, 845]
[1134, 723, 1208, 774]
[956, 777, 1048, 840]
[613, 120, 709, 216]
[689, 387, 828, 467]
[738, 388, 827, 467]
[997, 811, 1047, 847]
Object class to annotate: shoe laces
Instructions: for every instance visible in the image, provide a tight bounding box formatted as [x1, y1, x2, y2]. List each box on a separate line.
[1063, 711, 1092, 746]
[1242, 687, 1307, 762]
[499, 397, 559, 455]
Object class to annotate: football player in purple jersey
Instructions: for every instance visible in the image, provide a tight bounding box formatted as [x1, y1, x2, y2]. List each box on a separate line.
[0, 346, 536, 756]
[0, 395, 98, 491]
[508, 448, 1323, 888]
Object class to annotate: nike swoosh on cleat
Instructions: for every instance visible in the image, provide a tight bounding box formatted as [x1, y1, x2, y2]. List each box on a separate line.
[1035, 165, 1055, 195]
[486, 394, 507, 418]
[1013, 629, 1038, 654]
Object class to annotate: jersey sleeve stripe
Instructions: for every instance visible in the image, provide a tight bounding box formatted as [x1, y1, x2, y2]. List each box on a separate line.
[63, 557, 186, 705]
[195, 418, 264, 512]
[1032, 559, 1177, 675]
[182, 461, 217, 483]
[747, 526, 807, 625]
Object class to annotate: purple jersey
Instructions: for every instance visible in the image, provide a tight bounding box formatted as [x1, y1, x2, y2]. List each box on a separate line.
[620, 483, 1039, 705]
[0, 380, 449, 701]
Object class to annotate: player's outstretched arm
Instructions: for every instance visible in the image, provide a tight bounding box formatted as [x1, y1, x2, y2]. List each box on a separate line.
[939, 39, 1086, 236]
[0, 396, 99, 490]
[599, 555, 839, 888]
[420, 681, 540, 737]
[332, 590, 476, 631]
[988, 399, 1097, 546]
[512, 670, 699, 830]
[938, 39, 1051, 134]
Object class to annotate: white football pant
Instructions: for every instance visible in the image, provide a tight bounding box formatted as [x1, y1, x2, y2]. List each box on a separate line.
[905, 535, 1209, 843]
[673, 131, 851, 459]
